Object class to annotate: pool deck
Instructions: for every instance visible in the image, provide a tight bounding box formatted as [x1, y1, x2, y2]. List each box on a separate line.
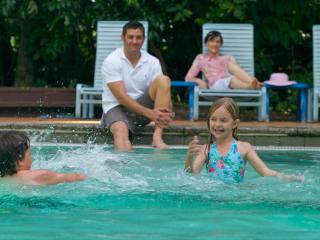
[0, 117, 320, 147]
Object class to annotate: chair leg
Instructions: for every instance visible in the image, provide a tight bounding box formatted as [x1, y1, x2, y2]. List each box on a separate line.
[307, 88, 313, 122]
[193, 86, 199, 120]
[88, 95, 94, 118]
[82, 95, 88, 119]
[296, 91, 302, 121]
[75, 85, 82, 118]
[188, 86, 195, 121]
[265, 88, 270, 122]
[258, 87, 267, 122]
[313, 90, 319, 121]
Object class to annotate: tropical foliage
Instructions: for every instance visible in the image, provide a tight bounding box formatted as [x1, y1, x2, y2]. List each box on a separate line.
[1, 0, 319, 94]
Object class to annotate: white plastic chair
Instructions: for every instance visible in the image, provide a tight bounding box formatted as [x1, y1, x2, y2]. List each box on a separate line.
[193, 23, 267, 121]
[75, 21, 148, 118]
[313, 25, 320, 121]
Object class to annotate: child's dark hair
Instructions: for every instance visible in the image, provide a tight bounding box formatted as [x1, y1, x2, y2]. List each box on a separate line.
[204, 31, 223, 45]
[0, 131, 30, 177]
[122, 20, 145, 38]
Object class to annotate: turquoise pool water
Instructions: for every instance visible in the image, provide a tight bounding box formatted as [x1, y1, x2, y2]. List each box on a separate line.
[1, 145, 320, 240]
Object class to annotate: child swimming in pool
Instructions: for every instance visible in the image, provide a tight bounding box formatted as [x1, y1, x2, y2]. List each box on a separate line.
[184, 97, 298, 183]
[0, 131, 86, 185]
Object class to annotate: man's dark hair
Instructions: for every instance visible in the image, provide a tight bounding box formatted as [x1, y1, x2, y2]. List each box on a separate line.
[122, 21, 145, 37]
[0, 131, 30, 177]
[204, 31, 223, 45]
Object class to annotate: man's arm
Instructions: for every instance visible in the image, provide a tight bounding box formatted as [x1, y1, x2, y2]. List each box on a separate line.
[108, 81, 154, 120]
[108, 81, 171, 128]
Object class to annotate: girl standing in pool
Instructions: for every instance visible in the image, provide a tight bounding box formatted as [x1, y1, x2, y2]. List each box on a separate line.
[184, 97, 297, 183]
[185, 31, 263, 90]
[0, 131, 86, 185]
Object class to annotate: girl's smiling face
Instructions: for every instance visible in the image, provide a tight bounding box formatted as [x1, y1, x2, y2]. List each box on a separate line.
[209, 106, 239, 140]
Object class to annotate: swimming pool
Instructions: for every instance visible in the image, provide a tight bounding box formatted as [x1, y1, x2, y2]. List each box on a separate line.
[1, 144, 319, 239]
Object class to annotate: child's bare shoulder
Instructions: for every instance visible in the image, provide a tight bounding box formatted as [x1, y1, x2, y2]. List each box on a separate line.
[16, 169, 56, 184]
[237, 141, 254, 154]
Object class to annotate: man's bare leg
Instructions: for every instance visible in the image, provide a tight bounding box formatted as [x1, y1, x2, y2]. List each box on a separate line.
[149, 75, 172, 149]
[110, 121, 132, 151]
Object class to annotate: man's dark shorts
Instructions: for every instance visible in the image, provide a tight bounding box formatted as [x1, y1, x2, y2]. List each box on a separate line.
[101, 90, 154, 133]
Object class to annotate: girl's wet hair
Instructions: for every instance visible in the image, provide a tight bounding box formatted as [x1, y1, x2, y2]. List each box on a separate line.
[0, 131, 30, 177]
[204, 31, 223, 45]
[206, 97, 239, 144]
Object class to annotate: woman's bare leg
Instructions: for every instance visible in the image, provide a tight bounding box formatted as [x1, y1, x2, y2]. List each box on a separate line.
[227, 62, 262, 89]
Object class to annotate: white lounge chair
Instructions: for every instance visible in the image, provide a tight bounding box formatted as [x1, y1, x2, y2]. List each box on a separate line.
[313, 25, 320, 121]
[192, 23, 267, 121]
[75, 21, 148, 118]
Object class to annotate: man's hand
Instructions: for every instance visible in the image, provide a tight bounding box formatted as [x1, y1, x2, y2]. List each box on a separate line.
[149, 107, 173, 128]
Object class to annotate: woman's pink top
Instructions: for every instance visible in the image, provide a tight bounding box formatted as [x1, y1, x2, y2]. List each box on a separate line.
[185, 54, 235, 88]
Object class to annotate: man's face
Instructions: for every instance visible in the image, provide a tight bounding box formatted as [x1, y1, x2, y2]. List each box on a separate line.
[122, 28, 145, 55]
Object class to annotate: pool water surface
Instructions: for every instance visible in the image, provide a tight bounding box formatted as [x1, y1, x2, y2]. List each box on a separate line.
[0, 145, 319, 240]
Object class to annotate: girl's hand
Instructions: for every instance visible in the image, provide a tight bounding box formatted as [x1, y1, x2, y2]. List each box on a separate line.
[277, 173, 305, 182]
[188, 136, 202, 158]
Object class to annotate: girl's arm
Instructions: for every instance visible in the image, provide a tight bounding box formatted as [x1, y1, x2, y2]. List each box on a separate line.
[185, 136, 207, 174]
[242, 142, 303, 181]
[243, 142, 278, 176]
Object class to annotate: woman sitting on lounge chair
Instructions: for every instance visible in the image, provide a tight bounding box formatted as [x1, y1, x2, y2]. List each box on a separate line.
[185, 31, 263, 90]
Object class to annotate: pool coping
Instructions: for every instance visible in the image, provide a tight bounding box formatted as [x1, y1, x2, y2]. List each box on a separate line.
[0, 118, 320, 147]
[32, 142, 320, 151]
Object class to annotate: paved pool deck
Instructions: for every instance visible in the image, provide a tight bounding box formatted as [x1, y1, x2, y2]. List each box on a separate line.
[0, 117, 320, 147]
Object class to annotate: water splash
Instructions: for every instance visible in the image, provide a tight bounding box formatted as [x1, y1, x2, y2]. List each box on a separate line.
[1, 146, 320, 210]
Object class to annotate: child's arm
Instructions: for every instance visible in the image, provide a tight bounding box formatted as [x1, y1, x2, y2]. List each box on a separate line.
[32, 170, 86, 185]
[243, 142, 278, 176]
[242, 142, 302, 181]
[185, 136, 207, 174]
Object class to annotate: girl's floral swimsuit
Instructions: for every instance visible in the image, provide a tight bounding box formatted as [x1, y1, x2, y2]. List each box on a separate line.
[206, 139, 246, 183]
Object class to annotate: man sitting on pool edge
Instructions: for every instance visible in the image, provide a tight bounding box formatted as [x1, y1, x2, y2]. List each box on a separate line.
[100, 21, 174, 150]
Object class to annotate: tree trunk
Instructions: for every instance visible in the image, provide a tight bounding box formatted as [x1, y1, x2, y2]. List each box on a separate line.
[15, 24, 34, 87]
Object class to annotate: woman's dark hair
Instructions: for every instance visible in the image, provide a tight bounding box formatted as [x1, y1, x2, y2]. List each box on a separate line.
[122, 20, 145, 38]
[204, 31, 223, 45]
[0, 131, 30, 177]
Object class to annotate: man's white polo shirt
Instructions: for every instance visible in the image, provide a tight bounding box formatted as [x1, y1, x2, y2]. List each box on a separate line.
[101, 47, 163, 114]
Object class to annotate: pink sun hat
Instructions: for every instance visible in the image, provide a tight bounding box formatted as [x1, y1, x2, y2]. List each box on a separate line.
[264, 73, 296, 86]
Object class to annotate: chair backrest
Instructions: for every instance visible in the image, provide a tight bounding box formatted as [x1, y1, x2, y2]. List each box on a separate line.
[202, 23, 254, 76]
[313, 25, 320, 89]
[93, 21, 148, 89]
